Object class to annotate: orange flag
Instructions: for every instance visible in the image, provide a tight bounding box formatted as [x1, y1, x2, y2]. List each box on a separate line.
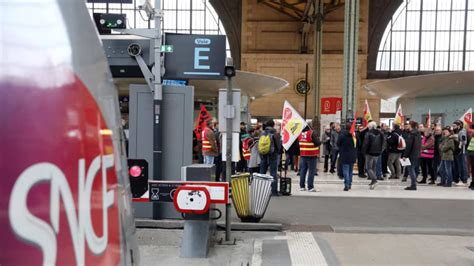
[394, 104, 404, 126]
[350, 112, 358, 148]
[362, 99, 372, 127]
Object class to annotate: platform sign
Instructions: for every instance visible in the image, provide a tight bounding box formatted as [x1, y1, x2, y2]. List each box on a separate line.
[148, 181, 229, 204]
[149, 182, 181, 202]
[164, 33, 226, 80]
[161, 45, 174, 53]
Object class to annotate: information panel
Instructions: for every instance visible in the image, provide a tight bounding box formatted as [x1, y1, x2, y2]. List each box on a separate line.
[164, 33, 226, 80]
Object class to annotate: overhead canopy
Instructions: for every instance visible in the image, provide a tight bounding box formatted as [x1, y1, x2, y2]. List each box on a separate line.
[114, 70, 289, 99]
[364, 71, 474, 100]
[188, 70, 288, 98]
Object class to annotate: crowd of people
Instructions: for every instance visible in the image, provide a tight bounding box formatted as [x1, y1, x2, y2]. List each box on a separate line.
[194, 119, 284, 195]
[328, 119, 474, 191]
[194, 117, 474, 194]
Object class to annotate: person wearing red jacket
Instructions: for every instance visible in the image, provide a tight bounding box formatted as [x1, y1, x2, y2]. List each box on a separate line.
[298, 126, 321, 192]
[202, 119, 218, 164]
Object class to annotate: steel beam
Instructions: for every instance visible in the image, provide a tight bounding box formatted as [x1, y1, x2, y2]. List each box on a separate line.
[342, 0, 359, 120]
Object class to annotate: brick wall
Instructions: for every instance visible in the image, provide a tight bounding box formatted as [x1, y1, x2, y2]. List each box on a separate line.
[241, 0, 381, 122]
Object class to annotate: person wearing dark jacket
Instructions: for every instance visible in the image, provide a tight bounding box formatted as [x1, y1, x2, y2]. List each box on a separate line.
[260, 120, 282, 195]
[356, 125, 367, 177]
[362, 121, 384, 189]
[337, 123, 357, 191]
[438, 127, 456, 187]
[387, 124, 404, 179]
[286, 139, 300, 173]
[330, 123, 341, 174]
[381, 123, 390, 177]
[321, 126, 332, 173]
[402, 121, 422, 190]
[298, 125, 322, 192]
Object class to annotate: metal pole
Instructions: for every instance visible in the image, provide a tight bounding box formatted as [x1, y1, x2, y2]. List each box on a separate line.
[313, 0, 324, 121]
[225, 74, 233, 242]
[342, 0, 359, 121]
[153, 0, 163, 183]
[304, 63, 309, 120]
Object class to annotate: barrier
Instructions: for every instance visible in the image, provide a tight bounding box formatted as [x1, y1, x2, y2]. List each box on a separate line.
[146, 178, 229, 258]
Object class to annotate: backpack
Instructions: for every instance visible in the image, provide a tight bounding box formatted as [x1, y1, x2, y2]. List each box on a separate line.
[258, 131, 275, 155]
[397, 134, 406, 150]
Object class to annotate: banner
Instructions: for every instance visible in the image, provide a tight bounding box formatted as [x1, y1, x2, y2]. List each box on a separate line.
[425, 109, 431, 128]
[195, 104, 211, 140]
[459, 108, 472, 129]
[281, 101, 308, 151]
[394, 104, 404, 126]
[320, 97, 342, 139]
[321, 97, 342, 115]
[362, 99, 372, 127]
[350, 112, 358, 148]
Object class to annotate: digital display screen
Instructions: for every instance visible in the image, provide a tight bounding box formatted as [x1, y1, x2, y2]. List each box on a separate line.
[87, 0, 133, 3]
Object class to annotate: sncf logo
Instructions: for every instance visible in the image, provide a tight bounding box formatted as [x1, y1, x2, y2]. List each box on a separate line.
[8, 155, 115, 265]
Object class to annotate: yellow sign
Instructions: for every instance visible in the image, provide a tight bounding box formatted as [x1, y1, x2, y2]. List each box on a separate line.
[285, 118, 303, 135]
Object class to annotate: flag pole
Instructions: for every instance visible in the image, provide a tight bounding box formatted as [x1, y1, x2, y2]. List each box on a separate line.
[304, 63, 308, 120]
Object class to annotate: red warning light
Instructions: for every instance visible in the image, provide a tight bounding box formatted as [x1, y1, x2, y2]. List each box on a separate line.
[129, 165, 142, 177]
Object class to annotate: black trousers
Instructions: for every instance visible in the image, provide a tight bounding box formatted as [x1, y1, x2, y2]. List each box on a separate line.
[420, 157, 435, 182]
[215, 154, 222, 181]
[324, 154, 330, 171]
[469, 155, 474, 179]
[433, 155, 441, 179]
[382, 150, 389, 175]
[330, 151, 339, 172]
[357, 151, 366, 176]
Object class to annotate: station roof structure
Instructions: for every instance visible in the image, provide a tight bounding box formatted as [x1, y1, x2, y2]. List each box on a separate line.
[189, 70, 289, 98]
[364, 71, 474, 100]
[258, 0, 344, 21]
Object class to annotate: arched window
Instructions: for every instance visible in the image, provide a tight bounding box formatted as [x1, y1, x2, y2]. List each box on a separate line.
[377, 0, 474, 72]
[87, 0, 230, 57]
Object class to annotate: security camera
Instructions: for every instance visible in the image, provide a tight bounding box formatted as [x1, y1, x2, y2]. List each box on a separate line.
[138, 0, 154, 20]
[127, 43, 142, 57]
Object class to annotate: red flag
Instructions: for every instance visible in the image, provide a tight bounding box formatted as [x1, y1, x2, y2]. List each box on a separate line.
[195, 105, 210, 140]
[460, 108, 472, 129]
[350, 112, 358, 148]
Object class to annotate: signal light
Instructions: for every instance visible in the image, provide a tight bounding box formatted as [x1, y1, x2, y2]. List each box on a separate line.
[127, 159, 148, 198]
[129, 165, 142, 177]
[93, 13, 126, 34]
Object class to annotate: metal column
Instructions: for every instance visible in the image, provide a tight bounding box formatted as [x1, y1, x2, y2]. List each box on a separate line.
[153, 0, 163, 181]
[225, 75, 233, 241]
[313, 0, 324, 123]
[342, 0, 360, 120]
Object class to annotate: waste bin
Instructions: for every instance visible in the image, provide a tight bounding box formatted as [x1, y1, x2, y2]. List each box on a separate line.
[231, 173, 251, 219]
[231, 173, 274, 223]
[250, 173, 274, 222]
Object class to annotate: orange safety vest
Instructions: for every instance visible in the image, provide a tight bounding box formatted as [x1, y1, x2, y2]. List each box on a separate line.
[298, 129, 320, 157]
[242, 138, 252, 160]
[202, 127, 212, 152]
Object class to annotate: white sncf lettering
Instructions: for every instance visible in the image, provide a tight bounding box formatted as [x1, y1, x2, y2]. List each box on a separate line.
[8, 155, 115, 265]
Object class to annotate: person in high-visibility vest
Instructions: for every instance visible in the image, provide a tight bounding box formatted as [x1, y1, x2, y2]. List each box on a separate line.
[242, 137, 252, 161]
[298, 126, 321, 192]
[467, 124, 474, 190]
[202, 119, 218, 165]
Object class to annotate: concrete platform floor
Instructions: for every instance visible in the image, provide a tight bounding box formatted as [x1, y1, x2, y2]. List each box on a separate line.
[137, 229, 474, 266]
